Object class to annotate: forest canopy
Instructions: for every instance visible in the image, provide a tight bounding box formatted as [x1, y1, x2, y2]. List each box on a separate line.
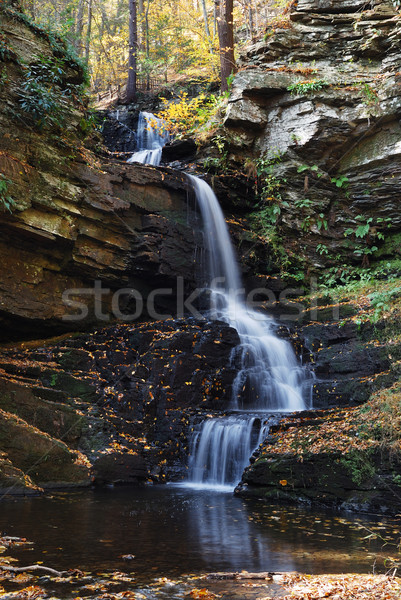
[19, 0, 285, 94]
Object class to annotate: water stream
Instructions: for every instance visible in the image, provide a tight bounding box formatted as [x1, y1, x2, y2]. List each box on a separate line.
[127, 111, 169, 166]
[128, 112, 313, 491]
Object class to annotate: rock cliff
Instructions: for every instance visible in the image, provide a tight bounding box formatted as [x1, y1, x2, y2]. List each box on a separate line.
[0, 4, 205, 340]
[1, 0, 401, 512]
[210, 0, 401, 277]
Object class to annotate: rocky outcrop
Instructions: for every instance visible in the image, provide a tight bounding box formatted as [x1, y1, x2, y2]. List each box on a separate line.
[235, 396, 401, 514]
[0, 4, 273, 340]
[302, 316, 390, 407]
[234, 294, 401, 514]
[0, 318, 239, 493]
[216, 0, 401, 274]
[0, 5, 210, 340]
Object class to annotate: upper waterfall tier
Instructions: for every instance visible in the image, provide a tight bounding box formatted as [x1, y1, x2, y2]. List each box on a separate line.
[127, 112, 169, 166]
[188, 173, 312, 412]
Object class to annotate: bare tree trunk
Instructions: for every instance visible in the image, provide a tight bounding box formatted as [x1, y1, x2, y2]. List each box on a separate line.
[145, 0, 150, 89]
[75, 0, 85, 53]
[112, 0, 125, 35]
[84, 0, 93, 66]
[248, 3, 254, 40]
[138, 0, 145, 50]
[213, 1, 217, 36]
[249, 0, 257, 39]
[126, 0, 137, 102]
[97, 1, 112, 38]
[25, 0, 36, 18]
[200, 0, 214, 54]
[215, 0, 235, 92]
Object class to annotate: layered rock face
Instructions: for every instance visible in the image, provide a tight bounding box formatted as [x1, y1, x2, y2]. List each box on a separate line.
[221, 0, 401, 270]
[0, 6, 201, 340]
[235, 401, 401, 514]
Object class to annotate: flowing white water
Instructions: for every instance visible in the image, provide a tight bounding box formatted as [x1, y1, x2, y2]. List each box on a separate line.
[188, 174, 311, 413]
[187, 415, 272, 491]
[127, 111, 169, 166]
[126, 112, 313, 490]
[186, 175, 313, 490]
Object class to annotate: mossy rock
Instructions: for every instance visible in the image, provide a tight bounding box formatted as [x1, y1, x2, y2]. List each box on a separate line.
[39, 370, 97, 401]
[0, 455, 42, 495]
[0, 378, 85, 445]
[0, 408, 91, 486]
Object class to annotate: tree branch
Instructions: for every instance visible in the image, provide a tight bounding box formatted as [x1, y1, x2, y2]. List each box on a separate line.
[0, 564, 65, 577]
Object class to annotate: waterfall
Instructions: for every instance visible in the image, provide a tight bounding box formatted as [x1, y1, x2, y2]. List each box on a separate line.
[127, 111, 169, 166]
[126, 112, 313, 490]
[186, 175, 313, 490]
[188, 175, 310, 413]
[187, 415, 272, 491]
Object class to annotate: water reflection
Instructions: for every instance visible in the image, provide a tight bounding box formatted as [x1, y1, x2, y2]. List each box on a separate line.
[186, 490, 294, 573]
[0, 487, 398, 582]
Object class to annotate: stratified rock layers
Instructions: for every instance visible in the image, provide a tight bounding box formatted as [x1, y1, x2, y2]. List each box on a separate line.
[0, 7, 200, 340]
[221, 0, 401, 270]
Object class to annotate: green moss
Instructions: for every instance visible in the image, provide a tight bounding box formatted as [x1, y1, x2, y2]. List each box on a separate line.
[40, 371, 97, 402]
[339, 449, 376, 486]
[374, 232, 401, 258]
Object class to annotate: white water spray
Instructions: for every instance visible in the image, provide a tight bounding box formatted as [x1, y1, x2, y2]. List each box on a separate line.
[188, 174, 310, 413]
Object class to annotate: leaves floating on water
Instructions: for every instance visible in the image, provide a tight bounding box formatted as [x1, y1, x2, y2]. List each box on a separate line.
[186, 588, 221, 600]
[0, 585, 47, 599]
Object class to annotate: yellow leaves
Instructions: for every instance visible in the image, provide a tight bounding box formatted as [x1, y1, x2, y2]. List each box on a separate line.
[276, 573, 401, 600]
[187, 589, 221, 600]
[13, 574, 34, 584]
[0, 585, 48, 599]
[156, 92, 218, 137]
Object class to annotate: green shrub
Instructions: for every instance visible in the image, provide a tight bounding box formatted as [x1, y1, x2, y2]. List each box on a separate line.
[18, 55, 85, 129]
[287, 79, 329, 95]
[0, 174, 15, 213]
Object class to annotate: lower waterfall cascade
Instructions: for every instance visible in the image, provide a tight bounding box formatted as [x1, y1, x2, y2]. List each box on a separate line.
[128, 111, 314, 490]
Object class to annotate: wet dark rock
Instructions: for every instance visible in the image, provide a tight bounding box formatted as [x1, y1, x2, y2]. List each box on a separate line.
[234, 399, 401, 515]
[100, 112, 138, 154]
[162, 138, 197, 162]
[93, 452, 147, 485]
[0, 318, 240, 491]
[236, 441, 401, 515]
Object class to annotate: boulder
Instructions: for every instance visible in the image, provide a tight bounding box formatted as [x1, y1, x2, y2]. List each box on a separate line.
[0, 318, 240, 489]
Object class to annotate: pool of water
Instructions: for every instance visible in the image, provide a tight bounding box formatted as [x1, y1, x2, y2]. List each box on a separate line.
[1, 486, 398, 583]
